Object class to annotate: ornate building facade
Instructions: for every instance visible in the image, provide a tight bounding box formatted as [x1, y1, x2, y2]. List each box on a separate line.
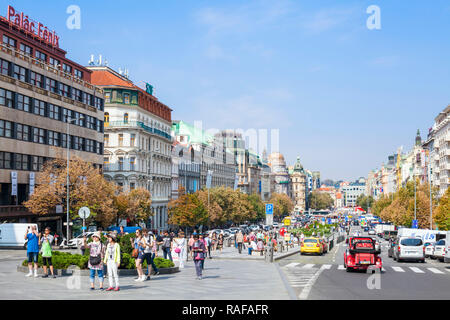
[290, 157, 307, 213]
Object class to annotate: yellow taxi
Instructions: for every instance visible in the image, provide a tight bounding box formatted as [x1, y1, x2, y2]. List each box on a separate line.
[300, 237, 324, 255]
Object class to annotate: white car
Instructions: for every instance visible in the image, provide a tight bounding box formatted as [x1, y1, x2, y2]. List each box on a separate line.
[424, 242, 434, 258]
[432, 239, 446, 262]
[368, 229, 376, 235]
[67, 232, 94, 248]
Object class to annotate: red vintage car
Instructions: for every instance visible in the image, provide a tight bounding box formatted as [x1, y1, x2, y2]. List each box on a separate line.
[344, 236, 382, 272]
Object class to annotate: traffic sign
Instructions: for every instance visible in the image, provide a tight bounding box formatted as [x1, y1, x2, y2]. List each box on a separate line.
[412, 219, 418, 229]
[265, 203, 273, 215]
[78, 207, 90, 219]
[283, 217, 291, 226]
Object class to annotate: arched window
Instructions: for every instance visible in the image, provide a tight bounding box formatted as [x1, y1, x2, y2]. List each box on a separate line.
[124, 113, 129, 124]
[104, 112, 109, 126]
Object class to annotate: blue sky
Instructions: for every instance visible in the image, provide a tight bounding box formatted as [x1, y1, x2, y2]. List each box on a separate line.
[5, 0, 450, 181]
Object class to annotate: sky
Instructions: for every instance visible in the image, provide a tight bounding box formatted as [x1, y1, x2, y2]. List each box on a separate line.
[4, 0, 450, 181]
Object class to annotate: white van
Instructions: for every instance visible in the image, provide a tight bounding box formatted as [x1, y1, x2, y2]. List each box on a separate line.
[0, 223, 38, 248]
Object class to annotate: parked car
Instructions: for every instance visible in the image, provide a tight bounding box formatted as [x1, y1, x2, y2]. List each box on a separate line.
[393, 237, 425, 263]
[432, 239, 446, 262]
[368, 229, 376, 235]
[424, 242, 434, 258]
[300, 237, 323, 255]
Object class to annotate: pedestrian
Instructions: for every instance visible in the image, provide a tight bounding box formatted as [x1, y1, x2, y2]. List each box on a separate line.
[217, 233, 224, 254]
[192, 234, 206, 280]
[39, 227, 57, 278]
[257, 238, 264, 256]
[204, 233, 212, 259]
[104, 233, 121, 291]
[130, 229, 147, 282]
[236, 230, 244, 254]
[24, 225, 39, 278]
[158, 230, 173, 261]
[249, 239, 257, 255]
[211, 232, 217, 253]
[173, 231, 186, 268]
[188, 234, 195, 261]
[199, 234, 207, 269]
[83, 232, 105, 290]
[142, 229, 158, 280]
[118, 226, 127, 237]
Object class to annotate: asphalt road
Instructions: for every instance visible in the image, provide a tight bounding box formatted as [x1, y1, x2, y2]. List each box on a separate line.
[278, 226, 450, 300]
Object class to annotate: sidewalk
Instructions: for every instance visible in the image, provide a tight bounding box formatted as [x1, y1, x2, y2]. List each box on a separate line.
[196, 242, 301, 262]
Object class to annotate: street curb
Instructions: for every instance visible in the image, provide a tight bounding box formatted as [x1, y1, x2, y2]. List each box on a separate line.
[17, 265, 179, 276]
[274, 248, 300, 261]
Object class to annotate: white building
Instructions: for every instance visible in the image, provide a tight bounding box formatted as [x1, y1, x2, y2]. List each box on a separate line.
[89, 66, 173, 231]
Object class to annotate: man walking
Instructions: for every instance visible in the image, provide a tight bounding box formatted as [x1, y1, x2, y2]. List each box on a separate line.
[159, 230, 173, 261]
[236, 230, 244, 254]
[24, 225, 39, 277]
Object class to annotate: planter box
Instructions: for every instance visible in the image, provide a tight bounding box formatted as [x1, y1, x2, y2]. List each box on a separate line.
[17, 265, 179, 277]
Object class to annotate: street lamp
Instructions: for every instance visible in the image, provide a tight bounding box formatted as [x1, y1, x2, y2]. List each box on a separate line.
[65, 115, 83, 243]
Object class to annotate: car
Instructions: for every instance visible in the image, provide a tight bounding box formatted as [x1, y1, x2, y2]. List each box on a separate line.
[300, 237, 323, 255]
[67, 232, 94, 248]
[368, 229, 376, 235]
[424, 242, 434, 258]
[432, 239, 446, 262]
[344, 236, 382, 272]
[393, 237, 425, 263]
[363, 227, 369, 232]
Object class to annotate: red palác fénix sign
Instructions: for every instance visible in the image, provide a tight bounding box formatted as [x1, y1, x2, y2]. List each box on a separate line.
[6, 5, 59, 48]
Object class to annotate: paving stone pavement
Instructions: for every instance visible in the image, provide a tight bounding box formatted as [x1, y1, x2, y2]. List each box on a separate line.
[0, 250, 291, 300]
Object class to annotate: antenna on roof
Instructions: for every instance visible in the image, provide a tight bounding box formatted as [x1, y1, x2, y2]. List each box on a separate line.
[88, 54, 95, 65]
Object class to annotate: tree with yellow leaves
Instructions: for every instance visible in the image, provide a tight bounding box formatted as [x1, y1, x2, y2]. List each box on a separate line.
[434, 187, 450, 230]
[269, 193, 294, 217]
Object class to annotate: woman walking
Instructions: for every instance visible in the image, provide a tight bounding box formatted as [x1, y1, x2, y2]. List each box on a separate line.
[173, 231, 186, 269]
[211, 232, 217, 253]
[217, 234, 224, 254]
[130, 229, 147, 282]
[83, 232, 105, 290]
[104, 233, 120, 291]
[192, 234, 206, 280]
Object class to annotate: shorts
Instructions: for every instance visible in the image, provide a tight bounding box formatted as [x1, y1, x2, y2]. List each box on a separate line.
[27, 252, 39, 263]
[42, 257, 52, 266]
[137, 251, 145, 260]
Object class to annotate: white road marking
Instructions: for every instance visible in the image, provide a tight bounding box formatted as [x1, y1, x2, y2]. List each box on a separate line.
[285, 263, 300, 268]
[392, 267, 405, 272]
[337, 265, 345, 270]
[409, 267, 425, 273]
[427, 268, 444, 274]
[382, 267, 386, 272]
[320, 264, 332, 270]
[298, 268, 325, 300]
[302, 264, 315, 269]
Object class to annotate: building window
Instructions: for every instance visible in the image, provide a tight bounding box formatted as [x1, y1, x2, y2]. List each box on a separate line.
[3, 35, 16, 48]
[30, 71, 44, 88]
[62, 63, 72, 74]
[130, 182, 135, 190]
[119, 134, 124, 146]
[0, 89, 14, 108]
[119, 157, 124, 171]
[48, 104, 60, 120]
[74, 69, 83, 79]
[0, 120, 12, 138]
[33, 127, 46, 144]
[61, 133, 68, 148]
[47, 131, 60, 147]
[16, 94, 31, 112]
[16, 124, 30, 141]
[82, 92, 91, 105]
[0, 58, 9, 75]
[124, 113, 129, 124]
[124, 93, 130, 104]
[33, 99, 46, 116]
[13, 65, 26, 82]
[105, 92, 111, 103]
[72, 88, 82, 102]
[35, 50, 47, 62]
[59, 83, 70, 97]
[49, 57, 60, 68]
[94, 97, 103, 110]
[130, 157, 136, 171]
[19, 43, 33, 55]
[45, 78, 58, 93]
[104, 134, 109, 146]
[0, 152, 12, 169]
[14, 154, 29, 171]
[31, 156, 44, 171]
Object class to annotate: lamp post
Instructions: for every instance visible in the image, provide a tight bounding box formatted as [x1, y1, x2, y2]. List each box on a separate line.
[66, 115, 83, 243]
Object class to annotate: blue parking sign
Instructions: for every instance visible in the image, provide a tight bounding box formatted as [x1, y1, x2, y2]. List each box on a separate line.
[265, 203, 273, 215]
[412, 220, 418, 229]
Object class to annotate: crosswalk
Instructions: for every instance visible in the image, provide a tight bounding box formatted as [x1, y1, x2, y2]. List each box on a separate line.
[282, 263, 450, 275]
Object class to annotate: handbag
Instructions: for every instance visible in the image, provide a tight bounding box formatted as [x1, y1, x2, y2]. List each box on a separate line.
[131, 248, 139, 258]
[89, 243, 102, 265]
[175, 247, 181, 254]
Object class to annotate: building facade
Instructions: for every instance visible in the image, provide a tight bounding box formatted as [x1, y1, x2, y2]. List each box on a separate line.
[0, 7, 104, 235]
[88, 66, 172, 231]
[290, 157, 307, 213]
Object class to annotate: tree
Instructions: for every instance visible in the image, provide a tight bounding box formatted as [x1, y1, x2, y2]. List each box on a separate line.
[269, 193, 294, 217]
[168, 188, 208, 228]
[356, 195, 375, 212]
[24, 157, 118, 227]
[197, 189, 224, 227]
[248, 193, 265, 222]
[434, 187, 450, 230]
[308, 191, 334, 210]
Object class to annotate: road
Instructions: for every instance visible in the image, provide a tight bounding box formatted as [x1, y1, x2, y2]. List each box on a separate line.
[277, 226, 450, 300]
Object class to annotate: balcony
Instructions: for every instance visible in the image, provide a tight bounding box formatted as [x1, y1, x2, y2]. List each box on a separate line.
[104, 163, 139, 172]
[105, 120, 172, 142]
